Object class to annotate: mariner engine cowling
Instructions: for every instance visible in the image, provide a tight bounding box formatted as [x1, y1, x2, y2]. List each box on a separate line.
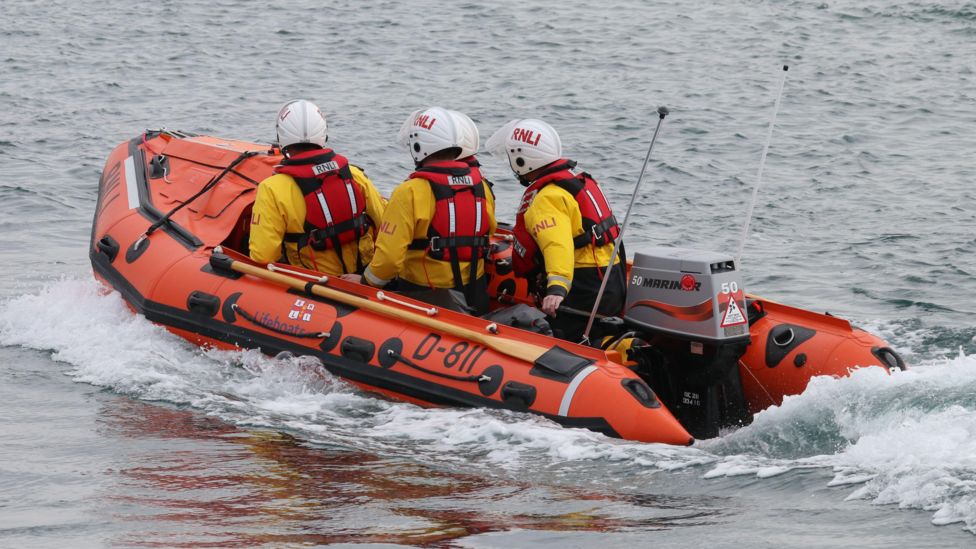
[624, 247, 752, 439]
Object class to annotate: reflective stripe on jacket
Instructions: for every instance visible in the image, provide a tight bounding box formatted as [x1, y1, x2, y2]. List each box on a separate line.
[364, 174, 496, 289]
[249, 163, 386, 275]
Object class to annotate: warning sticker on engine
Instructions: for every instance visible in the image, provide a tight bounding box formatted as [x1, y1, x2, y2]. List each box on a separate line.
[720, 295, 747, 327]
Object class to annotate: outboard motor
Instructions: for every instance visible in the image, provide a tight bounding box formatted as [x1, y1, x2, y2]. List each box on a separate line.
[624, 247, 751, 439]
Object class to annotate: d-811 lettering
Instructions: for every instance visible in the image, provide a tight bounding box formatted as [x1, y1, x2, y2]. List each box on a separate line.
[412, 333, 487, 374]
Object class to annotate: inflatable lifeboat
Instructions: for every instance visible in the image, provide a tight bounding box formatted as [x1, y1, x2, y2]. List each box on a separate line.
[89, 130, 906, 445]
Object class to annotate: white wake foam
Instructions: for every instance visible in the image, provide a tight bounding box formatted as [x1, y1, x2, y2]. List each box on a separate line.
[699, 350, 976, 533]
[0, 278, 707, 476]
[3, 278, 976, 532]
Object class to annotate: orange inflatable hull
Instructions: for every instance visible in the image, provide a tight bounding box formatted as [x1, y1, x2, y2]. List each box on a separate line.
[89, 131, 902, 445]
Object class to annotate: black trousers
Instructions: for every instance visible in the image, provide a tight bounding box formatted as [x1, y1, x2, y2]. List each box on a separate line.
[395, 276, 490, 316]
[548, 263, 627, 344]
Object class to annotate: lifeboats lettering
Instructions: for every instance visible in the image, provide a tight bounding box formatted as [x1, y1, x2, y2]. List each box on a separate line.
[254, 311, 306, 335]
[631, 275, 701, 292]
[412, 332, 488, 374]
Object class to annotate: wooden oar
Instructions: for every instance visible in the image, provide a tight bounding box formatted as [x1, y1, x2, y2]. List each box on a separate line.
[225, 258, 552, 363]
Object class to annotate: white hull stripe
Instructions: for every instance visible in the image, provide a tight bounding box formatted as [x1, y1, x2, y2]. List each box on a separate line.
[124, 156, 139, 210]
[316, 191, 334, 224]
[558, 365, 598, 416]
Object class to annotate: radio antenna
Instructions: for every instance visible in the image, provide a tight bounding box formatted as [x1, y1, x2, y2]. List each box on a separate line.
[735, 65, 789, 265]
[581, 106, 669, 345]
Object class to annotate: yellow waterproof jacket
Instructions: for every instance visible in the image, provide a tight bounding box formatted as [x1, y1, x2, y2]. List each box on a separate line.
[248, 165, 386, 275]
[363, 177, 496, 288]
[522, 183, 619, 296]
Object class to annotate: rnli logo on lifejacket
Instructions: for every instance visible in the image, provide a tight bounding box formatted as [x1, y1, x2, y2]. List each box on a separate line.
[415, 114, 436, 130]
[449, 175, 474, 186]
[312, 161, 340, 175]
[512, 127, 542, 146]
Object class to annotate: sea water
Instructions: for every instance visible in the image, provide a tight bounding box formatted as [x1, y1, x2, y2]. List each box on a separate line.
[2, 0, 975, 546]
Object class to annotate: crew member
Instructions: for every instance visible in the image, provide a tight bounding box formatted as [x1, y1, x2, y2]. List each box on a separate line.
[342, 107, 496, 315]
[485, 118, 626, 342]
[249, 100, 386, 275]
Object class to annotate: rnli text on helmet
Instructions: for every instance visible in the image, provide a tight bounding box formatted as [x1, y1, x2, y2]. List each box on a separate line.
[512, 127, 542, 146]
[416, 114, 436, 129]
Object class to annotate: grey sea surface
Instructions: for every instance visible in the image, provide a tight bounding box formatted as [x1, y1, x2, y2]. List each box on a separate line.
[2, 0, 976, 547]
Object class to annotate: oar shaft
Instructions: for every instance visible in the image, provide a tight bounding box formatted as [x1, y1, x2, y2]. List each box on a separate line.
[227, 259, 549, 363]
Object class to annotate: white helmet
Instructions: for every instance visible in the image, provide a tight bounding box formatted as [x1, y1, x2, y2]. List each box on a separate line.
[276, 99, 328, 150]
[485, 118, 562, 176]
[450, 110, 480, 159]
[397, 106, 462, 164]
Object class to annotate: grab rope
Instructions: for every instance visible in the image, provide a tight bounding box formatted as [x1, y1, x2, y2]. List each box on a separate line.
[231, 303, 330, 339]
[376, 291, 438, 316]
[134, 149, 259, 250]
[386, 350, 492, 383]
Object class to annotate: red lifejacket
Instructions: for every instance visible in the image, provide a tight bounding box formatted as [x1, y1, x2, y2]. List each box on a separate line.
[512, 159, 620, 278]
[458, 154, 495, 199]
[460, 155, 496, 201]
[276, 148, 369, 273]
[459, 156, 483, 185]
[408, 160, 491, 288]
